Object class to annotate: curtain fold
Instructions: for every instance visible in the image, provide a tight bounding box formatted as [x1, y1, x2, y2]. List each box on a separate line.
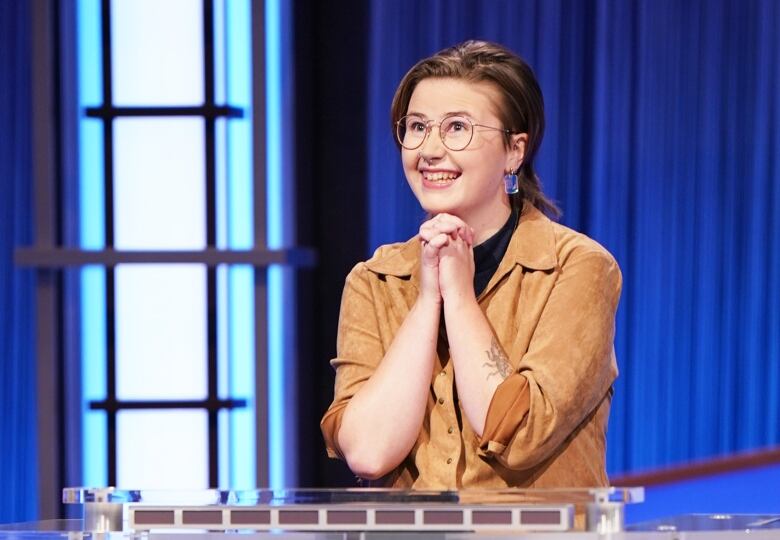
[367, 0, 780, 474]
[0, 0, 37, 522]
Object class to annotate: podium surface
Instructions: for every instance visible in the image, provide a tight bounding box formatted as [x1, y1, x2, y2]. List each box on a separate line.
[0, 487, 778, 539]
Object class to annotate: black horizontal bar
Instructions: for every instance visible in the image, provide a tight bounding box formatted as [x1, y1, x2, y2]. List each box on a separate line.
[14, 247, 317, 268]
[84, 105, 244, 119]
[89, 398, 247, 412]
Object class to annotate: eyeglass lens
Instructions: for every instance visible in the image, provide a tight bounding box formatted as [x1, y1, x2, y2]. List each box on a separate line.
[396, 115, 474, 151]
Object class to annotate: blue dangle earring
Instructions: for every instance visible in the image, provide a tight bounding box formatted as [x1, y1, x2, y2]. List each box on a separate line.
[503, 168, 519, 194]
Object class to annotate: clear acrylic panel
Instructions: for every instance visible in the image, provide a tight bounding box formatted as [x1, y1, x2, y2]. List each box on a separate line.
[116, 410, 209, 489]
[113, 118, 205, 250]
[115, 264, 207, 400]
[63, 486, 646, 506]
[111, 0, 204, 106]
[55, 487, 657, 535]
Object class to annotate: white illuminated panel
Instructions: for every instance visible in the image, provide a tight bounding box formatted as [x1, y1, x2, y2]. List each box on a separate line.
[117, 410, 209, 489]
[114, 118, 205, 250]
[115, 264, 207, 400]
[76, 0, 259, 492]
[111, 0, 204, 106]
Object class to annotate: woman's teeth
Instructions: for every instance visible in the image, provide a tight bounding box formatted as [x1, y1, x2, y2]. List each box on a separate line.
[424, 172, 460, 182]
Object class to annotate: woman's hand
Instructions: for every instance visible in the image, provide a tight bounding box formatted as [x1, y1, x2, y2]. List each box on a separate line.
[418, 220, 445, 305]
[418, 214, 475, 305]
[436, 215, 476, 305]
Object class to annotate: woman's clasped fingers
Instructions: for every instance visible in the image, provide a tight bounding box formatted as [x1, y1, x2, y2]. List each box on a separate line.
[420, 214, 475, 243]
[432, 214, 474, 245]
[429, 233, 451, 249]
[418, 221, 440, 243]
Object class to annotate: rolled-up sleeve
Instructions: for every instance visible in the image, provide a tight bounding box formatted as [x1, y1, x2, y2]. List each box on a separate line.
[321, 263, 384, 459]
[478, 248, 621, 470]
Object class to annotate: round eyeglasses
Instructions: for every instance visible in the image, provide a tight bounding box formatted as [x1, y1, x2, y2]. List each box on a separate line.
[395, 114, 510, 151]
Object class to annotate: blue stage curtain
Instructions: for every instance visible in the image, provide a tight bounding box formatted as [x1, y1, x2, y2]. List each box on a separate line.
[367, 0, 780, 474]
[0, 0, 38, 523]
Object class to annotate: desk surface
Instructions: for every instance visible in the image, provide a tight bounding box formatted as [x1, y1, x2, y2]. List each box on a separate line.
[1, 487, 778, 538]
[1, 516, 780, 539]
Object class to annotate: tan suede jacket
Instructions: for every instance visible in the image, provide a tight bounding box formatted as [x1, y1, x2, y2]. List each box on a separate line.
[321, 205, 621, 488]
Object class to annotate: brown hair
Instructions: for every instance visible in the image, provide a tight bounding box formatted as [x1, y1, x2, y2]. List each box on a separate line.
[390, 40, 560, 218]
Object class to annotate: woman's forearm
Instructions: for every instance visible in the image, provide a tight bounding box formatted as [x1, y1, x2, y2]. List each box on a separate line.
[444, 296, 512, 437]
[337, 295, 441, 479]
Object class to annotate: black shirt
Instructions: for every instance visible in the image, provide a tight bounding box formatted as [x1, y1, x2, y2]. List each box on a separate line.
[473, 207, 520, 297]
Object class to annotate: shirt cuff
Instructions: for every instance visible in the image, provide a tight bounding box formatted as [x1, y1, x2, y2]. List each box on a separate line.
[478, 373, 530, 457]
[320, 405, 347, 460]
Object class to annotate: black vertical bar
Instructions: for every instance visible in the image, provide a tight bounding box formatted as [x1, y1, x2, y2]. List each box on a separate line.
[206, 278, 218, 488]
[203, 0, 216, 245]
[251, 0, 269, 489]
[203, 0, 219, 488]
[31, 0, 62, 516]
[100, 0, 118, 487]
[101, 0, 114, 245]
[51, 0, 69, 511]
[106, 273, 117, 487]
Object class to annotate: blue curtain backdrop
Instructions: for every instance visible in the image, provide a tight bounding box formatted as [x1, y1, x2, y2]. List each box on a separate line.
[0, 0, 37, 523]
[367, 0, 780, 474]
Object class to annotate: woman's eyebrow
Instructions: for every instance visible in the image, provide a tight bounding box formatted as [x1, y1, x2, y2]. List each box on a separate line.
[444, 110, 472, 117]
[405, 110, 473, 119]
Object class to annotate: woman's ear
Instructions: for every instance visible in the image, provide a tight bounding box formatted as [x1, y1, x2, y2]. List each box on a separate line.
[507, 133, 528, 171]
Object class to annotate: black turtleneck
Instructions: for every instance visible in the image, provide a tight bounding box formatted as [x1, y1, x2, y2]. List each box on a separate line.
[472, 207, 519, 297]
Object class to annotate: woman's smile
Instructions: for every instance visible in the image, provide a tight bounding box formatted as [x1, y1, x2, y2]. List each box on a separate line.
[420, 168, 462, 189]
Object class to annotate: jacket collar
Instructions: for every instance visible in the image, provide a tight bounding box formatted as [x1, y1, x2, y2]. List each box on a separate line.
[364, 205, 558, 281]
[508, 204, 558, 270]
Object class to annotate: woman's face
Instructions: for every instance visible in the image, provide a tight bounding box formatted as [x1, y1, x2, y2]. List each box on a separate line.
[401, 77, 525, 231]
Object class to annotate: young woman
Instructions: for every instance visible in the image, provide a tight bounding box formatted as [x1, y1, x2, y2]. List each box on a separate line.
[321, 41, 621, 489]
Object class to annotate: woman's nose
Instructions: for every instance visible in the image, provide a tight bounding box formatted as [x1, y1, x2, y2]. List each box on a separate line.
[418, 125, 446, 160]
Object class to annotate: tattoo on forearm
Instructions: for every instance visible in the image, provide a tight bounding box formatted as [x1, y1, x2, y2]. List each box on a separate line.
[483, 337, 513, 380]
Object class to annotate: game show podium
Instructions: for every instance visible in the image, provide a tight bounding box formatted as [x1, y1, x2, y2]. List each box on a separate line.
[0, 487, 778, 539]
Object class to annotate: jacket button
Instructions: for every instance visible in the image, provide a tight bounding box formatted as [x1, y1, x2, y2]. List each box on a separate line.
[438, 397, 444, 405]
[446, 458, 453, 464]
[447, 426, 454, 434]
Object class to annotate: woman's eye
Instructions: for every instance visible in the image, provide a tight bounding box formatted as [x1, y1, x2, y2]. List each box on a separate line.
[409, 121, 427, 132]
[444, 119, 469, 133]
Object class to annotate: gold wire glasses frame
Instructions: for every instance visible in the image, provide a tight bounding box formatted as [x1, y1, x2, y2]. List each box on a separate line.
[395, 114, 511, 151]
